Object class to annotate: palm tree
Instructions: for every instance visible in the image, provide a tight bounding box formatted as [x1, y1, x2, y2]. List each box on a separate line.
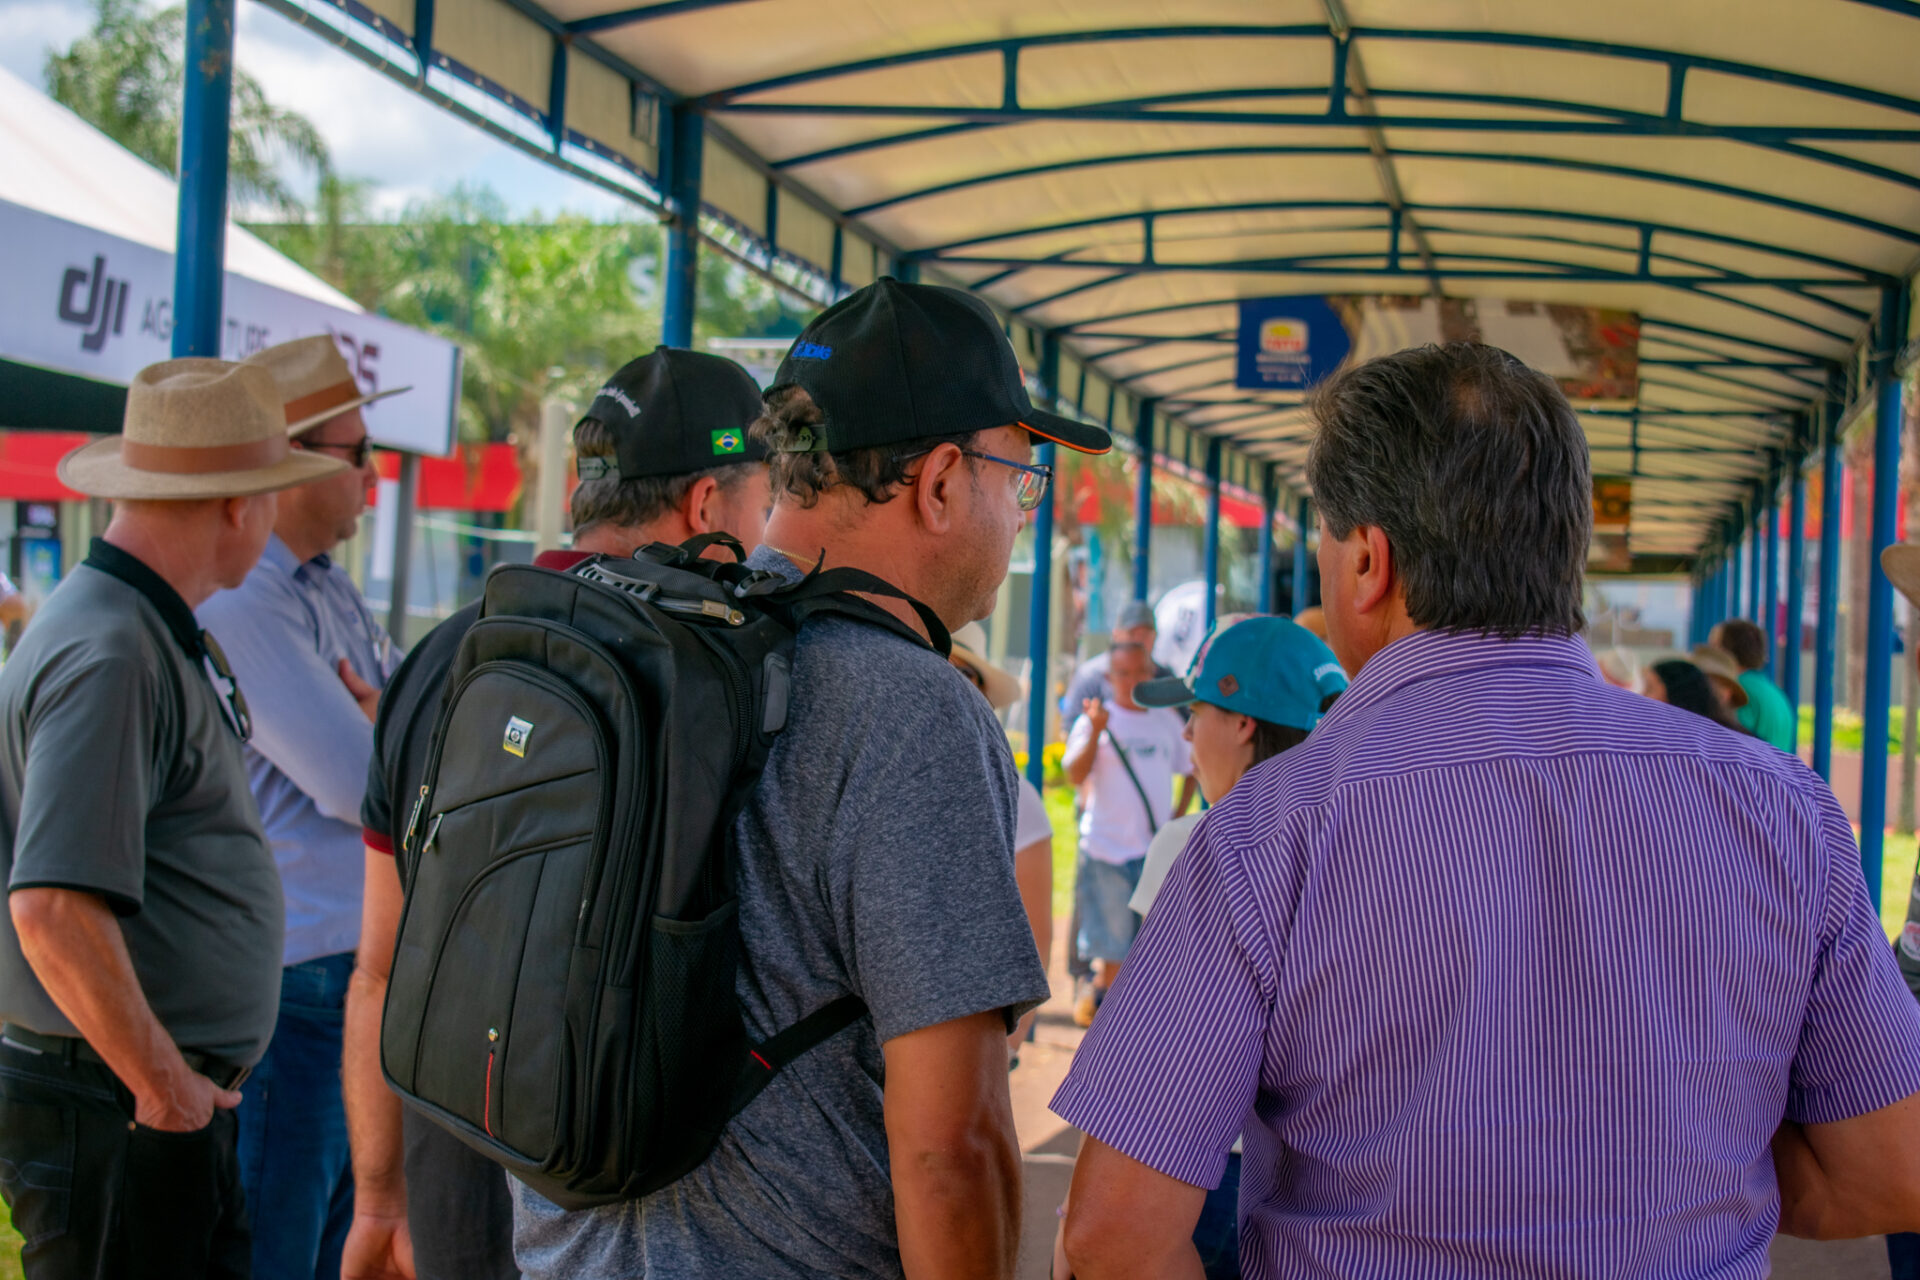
[45, 0, 331, 217]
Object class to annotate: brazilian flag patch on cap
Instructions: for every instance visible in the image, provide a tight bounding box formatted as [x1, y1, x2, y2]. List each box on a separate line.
[711, 429, 745, 455]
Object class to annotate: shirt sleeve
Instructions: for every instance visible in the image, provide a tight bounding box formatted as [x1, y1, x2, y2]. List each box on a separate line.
[1786, 782, 1920, 1124]
[835, 684, 1051, 1044]
[201, 578, 375, 825]
[1014, 779, 1054, 851]
[1051, 811, 1270, 1189]
[9, 654, 157, 913]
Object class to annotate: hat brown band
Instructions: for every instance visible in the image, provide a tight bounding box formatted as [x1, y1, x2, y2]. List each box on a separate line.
[119, 435, 288, 475]
[284, 379, 362, 425]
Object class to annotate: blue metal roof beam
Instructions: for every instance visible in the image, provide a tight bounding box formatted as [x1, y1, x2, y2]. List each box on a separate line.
[914, 202, 1889, 282]
[695, 25, 1920, 126]
[846, 146, 1920, 252]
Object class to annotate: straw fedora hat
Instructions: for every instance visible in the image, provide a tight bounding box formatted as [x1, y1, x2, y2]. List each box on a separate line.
[951, 622, 1023, 711]
[59, 358, 349, 500]
[247, 334, 410, 435]
[1688, 644, 1750, 708]
[1885, 545, 1920, 608]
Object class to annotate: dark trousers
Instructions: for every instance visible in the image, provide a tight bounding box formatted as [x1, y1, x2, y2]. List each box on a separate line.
[0, 1036, 250, 1279]
[1890, 1232, 1920, 1280]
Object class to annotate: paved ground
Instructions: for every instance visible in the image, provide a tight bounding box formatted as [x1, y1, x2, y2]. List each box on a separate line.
[1008, 919, 1891, 1280]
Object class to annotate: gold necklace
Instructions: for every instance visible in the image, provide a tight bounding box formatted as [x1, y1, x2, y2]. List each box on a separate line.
[764, 544, 823, 571]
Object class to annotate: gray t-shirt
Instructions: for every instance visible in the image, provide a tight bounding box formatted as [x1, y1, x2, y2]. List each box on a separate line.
[0, 546, 283, 1066]
[512, 549, 1050, 1279]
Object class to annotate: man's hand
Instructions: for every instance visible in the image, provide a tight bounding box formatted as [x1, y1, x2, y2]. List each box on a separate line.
[1083, 698, 1110, 738]
[343, 1207, 416, 1280]
[133, 1065, 241, 1132]
[340, 659, 380, 723]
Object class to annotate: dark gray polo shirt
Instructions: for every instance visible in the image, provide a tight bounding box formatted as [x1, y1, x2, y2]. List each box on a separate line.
[0, 540, 283, 1067]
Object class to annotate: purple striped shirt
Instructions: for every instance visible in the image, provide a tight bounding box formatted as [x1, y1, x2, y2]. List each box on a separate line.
[1052, 630, 1920, 1279]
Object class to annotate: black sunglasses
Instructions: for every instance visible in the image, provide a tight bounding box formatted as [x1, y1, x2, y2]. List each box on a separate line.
[298, 436, 374, 468]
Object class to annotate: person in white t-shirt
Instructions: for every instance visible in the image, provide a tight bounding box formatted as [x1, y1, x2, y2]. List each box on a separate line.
[1061, 640, 1191, 1025]
[947, 622, 1053, 1057]
[1093, 613, 1347, 1280]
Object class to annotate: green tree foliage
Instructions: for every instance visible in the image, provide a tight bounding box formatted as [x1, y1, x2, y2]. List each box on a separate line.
[253, 185, 815, 446]
[45, 0, 330, 216]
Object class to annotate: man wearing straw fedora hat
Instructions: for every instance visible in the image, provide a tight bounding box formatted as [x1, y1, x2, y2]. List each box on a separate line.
[196, 334, 406, 1280]
[0, 356, 345, 1278]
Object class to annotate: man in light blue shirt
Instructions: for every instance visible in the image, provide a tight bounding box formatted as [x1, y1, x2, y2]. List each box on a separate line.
[197, 335, 403, 1280]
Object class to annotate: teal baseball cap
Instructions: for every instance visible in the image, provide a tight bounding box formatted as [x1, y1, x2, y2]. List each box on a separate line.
[1135, 615, 1348, 731]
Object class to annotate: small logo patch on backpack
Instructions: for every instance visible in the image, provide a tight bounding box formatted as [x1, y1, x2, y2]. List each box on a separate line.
[503, 716, 533, 757]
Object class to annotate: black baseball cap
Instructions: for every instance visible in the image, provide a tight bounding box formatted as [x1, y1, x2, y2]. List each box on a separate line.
[768, 278, 1111, 455]
[576, 346, 767, 480]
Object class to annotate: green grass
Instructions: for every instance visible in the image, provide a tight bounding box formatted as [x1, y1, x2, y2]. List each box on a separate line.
[1798, 705, 1905, 755]
[1, 1202, 17, 1279]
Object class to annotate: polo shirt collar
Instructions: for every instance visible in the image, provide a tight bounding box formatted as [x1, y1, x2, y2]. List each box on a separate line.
[536, 550, 593, 572]
[83, 538, 203, 660]
[1321, 629, 1600, 728]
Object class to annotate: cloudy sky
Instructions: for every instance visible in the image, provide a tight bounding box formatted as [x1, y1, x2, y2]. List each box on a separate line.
[0, 0, 645, 221]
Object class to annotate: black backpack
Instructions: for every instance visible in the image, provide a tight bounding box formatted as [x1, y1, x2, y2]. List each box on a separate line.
[379, 535, 948, 1210]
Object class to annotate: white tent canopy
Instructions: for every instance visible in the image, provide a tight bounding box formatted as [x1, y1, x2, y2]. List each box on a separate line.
[0, 64, 460, 455]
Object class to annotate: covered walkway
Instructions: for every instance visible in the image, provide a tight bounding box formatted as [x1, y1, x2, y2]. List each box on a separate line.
[193, 0, 1920, 906]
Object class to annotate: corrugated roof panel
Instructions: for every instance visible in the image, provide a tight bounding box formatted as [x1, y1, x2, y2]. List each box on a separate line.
[568, 51, 657, 175]
[775, 188, 837, 273]
[701, 141, 769, 235]
[1356, 40, 1670, 118]
[1016, 35, 1329, 111]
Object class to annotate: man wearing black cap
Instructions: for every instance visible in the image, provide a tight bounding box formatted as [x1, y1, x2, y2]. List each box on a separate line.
[340, 347, 768, 1280]
[511, 279, 1111, 1280]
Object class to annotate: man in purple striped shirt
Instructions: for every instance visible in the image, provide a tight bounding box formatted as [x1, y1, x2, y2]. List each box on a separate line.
[1052, 343, 1920, 1279]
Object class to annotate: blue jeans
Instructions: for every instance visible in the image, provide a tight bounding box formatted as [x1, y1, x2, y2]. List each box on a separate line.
[1076, 855, 1146, 963]
[1191, 1152, 1241, 1280]
[235, 953, 355, 1280]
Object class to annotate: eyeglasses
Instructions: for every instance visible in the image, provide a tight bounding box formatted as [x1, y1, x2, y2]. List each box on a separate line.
[899, 445, 1053, 511]
[299, 436, 373, 468]
[200, 631, 253, 742]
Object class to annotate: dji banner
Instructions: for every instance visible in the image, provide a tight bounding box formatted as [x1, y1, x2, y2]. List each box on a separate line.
[0, 198, 462, 456]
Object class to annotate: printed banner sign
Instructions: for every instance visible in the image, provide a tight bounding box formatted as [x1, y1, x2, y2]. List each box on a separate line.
[1235, 296, 1352, 390]
[0, 199, 461, 456]
[1237, 295, 1639, 405]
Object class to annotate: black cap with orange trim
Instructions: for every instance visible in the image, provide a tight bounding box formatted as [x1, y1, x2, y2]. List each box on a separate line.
[767, 277, 1112, 456]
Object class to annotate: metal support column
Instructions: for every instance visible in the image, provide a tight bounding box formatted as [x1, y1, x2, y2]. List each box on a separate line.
[1293, 497, 1312, 615]
[1861, 283, 1908, 909]
[1203, 437, 1222, 633]
[1024, 444, 1056, 791]
[1763, 466, 1781, 660]
[1748, 507, 1764, 621]
[1257, 467, 1277, 615]
[386, 454, 419, 648]
[1132, 398, 1155, 603]
[1730, 531, 1745, 623]
[660, 103, 703, 349]
[1814, 402, 1844, 781]
[173, 0, 236, 357]
[1784, 448, 1808, 740]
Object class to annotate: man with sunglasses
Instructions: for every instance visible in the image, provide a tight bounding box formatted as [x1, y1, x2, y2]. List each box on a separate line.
[0, 357, 347, 1279]
[194, 334, 405, 1280]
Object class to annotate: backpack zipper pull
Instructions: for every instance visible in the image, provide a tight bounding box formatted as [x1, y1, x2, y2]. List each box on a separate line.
[402, 785, 428, 853]
[420, 813, 443, 855]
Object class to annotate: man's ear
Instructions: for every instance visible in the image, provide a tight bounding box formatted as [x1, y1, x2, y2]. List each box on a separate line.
[681, 474, 722, 535]
[1350, 525, 1395, 617]
[911, 443, 967, 533]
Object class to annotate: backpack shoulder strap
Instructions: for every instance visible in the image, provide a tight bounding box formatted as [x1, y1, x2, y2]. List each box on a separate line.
[769, 566, 952, 657]
[729, 994, 869, 1116]
[1102, 725, 1161, 837]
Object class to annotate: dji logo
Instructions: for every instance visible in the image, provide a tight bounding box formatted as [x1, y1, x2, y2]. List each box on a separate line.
[58, 256, 129, 353]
